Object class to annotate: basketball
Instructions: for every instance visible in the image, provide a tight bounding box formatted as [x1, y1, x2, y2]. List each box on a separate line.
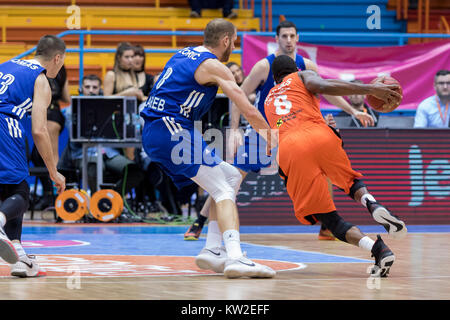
[366, 76, 403, 113]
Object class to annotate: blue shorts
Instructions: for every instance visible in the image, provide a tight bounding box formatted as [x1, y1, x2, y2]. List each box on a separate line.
[0, 113, 28, 184]
[142, 118, 223, 189]
[233, 127, 276, 173]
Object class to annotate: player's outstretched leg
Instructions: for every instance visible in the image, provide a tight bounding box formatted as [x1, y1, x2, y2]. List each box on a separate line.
[349, 179, 407, 239]
[192, 163, 275, 279]
[316, 211, 395, 277]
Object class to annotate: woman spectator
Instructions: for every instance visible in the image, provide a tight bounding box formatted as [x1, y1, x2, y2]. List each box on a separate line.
[104, 42, 145, 103]
[133, 44, 154, 102]
[104, 42, 144, 161]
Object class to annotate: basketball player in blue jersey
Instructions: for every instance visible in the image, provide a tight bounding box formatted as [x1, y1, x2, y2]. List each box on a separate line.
[185, 20, 377, 241]
[0, 35, 66, 277]
[140, 19, 276, 278]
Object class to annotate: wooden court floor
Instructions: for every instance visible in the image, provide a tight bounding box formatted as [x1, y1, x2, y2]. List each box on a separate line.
[0, 230, 449, 300]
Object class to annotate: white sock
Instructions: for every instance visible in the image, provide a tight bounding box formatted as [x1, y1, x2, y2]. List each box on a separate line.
[0, 212, 6, 228]
[223, 229, 243, 259]
[205, 221, 222, 249]
[361, 193, 376, 207]
[358, 236, 375, 251]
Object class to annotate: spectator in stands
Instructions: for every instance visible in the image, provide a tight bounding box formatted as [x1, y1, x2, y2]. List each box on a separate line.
[104, 42, 145, 103]
[226, 61, 245, 85]
[226, 61, 256, 104]
[104, 42, 144, 161]
[59, 74, 143, 201]
[132, 44, 154, 105]
[336, 79, 380, 127]
[188, 0, 237, 19]
[31, 65, 70, 210]
[414, 69, 450, 128]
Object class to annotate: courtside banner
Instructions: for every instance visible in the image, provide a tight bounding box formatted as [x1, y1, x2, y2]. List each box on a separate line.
[242, 35, 450, 111]
[237, 129, 450, 225]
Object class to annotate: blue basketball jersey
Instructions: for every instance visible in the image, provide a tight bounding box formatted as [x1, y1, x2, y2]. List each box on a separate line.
[140, 46, 219, 127]
[140, 46, 223, 189]
[0, 58, 45, 184]
[254, 53, 306, 120]
[0, 59, 45, 120]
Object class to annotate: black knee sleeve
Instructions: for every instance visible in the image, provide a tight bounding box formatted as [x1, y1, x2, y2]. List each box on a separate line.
[4, 215, 24, 241]
[316, 211, 354, 242]
[0, 194, 28, 221]
[349, 179, 366, 200]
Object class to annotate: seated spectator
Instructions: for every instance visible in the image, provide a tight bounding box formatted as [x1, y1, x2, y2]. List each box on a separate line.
[188, 0, 237, 19]
[58, 74, 143, 197]
[104, 42, 144, 161]
[336, 79, 380, 127]
[104, 42, 145, 103]
[226, 61, 256, 104]
[414, 69, 450, 128]
[31, 65, 70, 210]
[132, 44, 154, 105]
[226, 62, 245, 85]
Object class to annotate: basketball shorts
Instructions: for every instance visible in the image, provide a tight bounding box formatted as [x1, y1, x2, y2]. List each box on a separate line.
[233, 126, 277, 173]
[0, 113, 28, 184]
[278, 123, 362, 225]
[142, 118, 223, 189]
[47, 103, 65, 131]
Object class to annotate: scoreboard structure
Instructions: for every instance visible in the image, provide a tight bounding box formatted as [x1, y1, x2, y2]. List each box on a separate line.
[236, 129, 450, 226]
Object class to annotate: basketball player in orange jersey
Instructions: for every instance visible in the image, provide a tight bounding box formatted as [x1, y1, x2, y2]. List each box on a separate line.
[265, 55, 407, 276]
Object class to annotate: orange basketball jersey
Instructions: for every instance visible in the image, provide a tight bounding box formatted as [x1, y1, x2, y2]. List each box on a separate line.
[264, 71, 362, 224]
[264, 71, 326, 137]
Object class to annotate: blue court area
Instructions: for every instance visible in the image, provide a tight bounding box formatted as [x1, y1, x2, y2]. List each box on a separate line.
[20, 224, 450, 265]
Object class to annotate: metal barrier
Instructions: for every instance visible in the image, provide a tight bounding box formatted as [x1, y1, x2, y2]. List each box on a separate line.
[13, 29, 450, 89]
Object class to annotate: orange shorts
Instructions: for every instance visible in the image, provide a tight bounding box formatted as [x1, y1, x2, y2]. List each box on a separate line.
[278, 123, 362, 225]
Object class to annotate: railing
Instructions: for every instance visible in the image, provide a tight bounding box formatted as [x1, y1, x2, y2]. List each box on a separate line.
[13, 29, 450, 89]
[396, 0, 409, 20]
[0, 6, 259, 43]
[260, 0, 272, 32]
[396, 0, 450, 39]
[439, 15, 450, 34]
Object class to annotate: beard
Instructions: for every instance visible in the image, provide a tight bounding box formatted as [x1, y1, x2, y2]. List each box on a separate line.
[221, 43, 233, 62]
[438, 91, 450, 102]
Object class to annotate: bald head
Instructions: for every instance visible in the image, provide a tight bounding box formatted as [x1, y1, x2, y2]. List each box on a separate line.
[204, 18, 236, 48]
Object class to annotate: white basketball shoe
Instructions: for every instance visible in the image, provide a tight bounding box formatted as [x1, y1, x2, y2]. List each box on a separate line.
[11, 255, 46, 278]
[195, 246, 228, 273]
[224, 255, 276, 279]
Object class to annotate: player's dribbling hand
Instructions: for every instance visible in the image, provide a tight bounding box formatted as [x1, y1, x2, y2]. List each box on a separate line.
[354, 111, 375, 127]
[370, 80, 402, 107]
[50, 171, 66, 194]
